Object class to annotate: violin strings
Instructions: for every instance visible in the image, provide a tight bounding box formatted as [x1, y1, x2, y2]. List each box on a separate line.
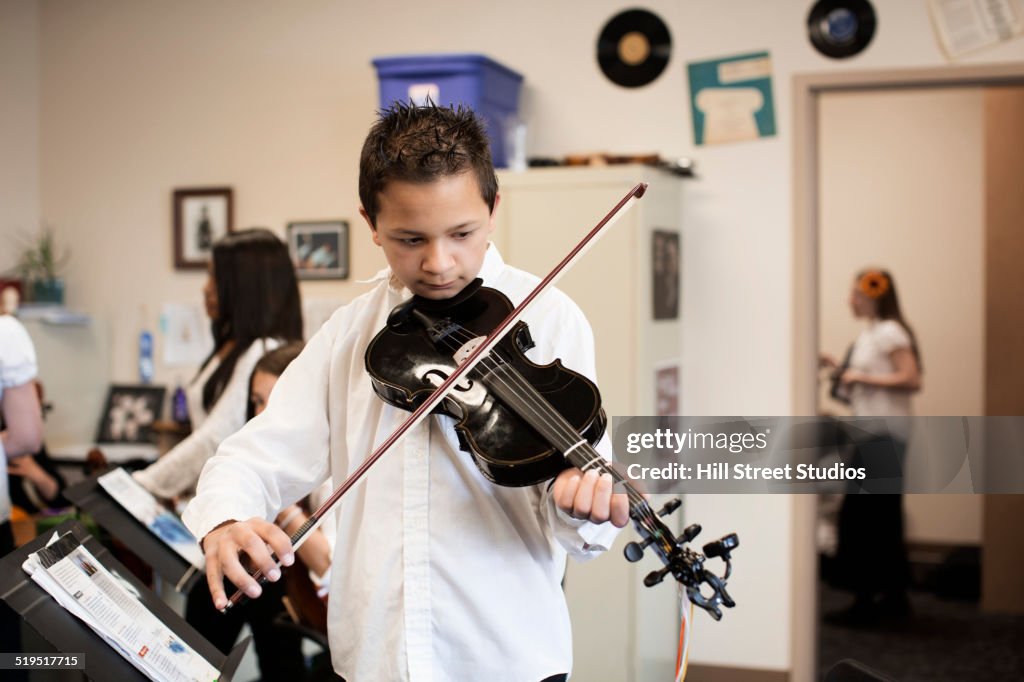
[479, 349, 664, 536]
[438, 324, 640, 495]
[426, 321, 664, 534]
[444, 326, 654, 521]
[434, 324, 659, 529]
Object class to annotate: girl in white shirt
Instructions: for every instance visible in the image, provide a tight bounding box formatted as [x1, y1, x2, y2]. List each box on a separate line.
[134, 228, 303, 500]
[821, 269, 922, 627]
[136, 228, 305, 679]
[1, 314, 44, 678]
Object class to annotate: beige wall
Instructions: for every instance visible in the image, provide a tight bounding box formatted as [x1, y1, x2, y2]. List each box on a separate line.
[818, 88, 985, 545]
[0, 0, 40, 273]
[6, 1, 1024, 678]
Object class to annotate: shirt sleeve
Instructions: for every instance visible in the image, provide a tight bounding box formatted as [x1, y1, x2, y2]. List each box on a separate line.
[308, 479, 338, 556]
[874, 320, 912, 355]
[528, 290, 622, 560]
[134, 340, 273, 498]
[0, 316, 38, 390]
[183, 320, 337, 541]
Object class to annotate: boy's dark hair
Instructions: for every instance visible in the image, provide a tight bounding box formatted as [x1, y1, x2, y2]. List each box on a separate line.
[201, 228, 303, 411]
[359, 101, 498, 226]
[246, 341, 305, 419]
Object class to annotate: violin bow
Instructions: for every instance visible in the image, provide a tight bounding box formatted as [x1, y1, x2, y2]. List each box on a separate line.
[225, 181, 734, 621]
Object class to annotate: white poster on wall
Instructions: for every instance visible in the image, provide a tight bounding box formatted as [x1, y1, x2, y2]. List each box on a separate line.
[160, 302, 213, 368]
[928, 0, 1024, 59]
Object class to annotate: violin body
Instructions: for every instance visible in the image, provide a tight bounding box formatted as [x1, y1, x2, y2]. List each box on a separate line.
[365, 281, 607, 487]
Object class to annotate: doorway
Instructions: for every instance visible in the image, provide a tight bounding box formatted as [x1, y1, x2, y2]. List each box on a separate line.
[792, 63, 1024, 681]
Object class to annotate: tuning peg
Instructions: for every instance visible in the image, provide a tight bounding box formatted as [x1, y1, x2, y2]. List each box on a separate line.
[623, 537, 653, 562]
[703, 533, 739, 560]
[679, 523, 702, 543]
[643, 565, 671, 587]
[658, 498, 681, 517]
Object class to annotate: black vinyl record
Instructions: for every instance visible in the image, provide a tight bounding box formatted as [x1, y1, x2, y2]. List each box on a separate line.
[597, 9, 672, 88]
[807, 0, 877, 59]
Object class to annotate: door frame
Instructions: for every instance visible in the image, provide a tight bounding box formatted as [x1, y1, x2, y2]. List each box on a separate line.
[790, 61, 1024, 682]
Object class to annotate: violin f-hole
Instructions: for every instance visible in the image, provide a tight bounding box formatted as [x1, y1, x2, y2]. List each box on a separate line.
[423, 368, 474, 393]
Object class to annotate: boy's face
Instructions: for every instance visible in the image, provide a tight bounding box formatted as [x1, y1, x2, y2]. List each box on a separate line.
[363, 172, 498, 300]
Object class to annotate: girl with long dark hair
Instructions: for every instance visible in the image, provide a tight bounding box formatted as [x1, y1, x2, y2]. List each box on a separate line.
[134, 228, 302, 498]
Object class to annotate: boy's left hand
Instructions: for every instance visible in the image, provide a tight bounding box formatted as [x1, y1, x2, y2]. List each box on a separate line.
[553, 467, 630, 528]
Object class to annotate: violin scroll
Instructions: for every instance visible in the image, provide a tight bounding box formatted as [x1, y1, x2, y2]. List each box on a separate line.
[622, 496, 739, 621]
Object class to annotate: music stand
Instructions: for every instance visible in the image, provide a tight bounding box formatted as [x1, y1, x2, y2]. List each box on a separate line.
[64, 473, 201, 594]
[0, 519, 248, 682]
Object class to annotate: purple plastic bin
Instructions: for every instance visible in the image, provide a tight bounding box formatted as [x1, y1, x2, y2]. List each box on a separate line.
[372, 53, 524, 168]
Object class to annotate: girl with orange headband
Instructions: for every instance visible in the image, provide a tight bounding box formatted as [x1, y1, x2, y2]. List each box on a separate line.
[820, 268, 922, 628]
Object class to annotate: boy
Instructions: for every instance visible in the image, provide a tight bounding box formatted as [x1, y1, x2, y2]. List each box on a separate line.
[184, 102, 628, 682]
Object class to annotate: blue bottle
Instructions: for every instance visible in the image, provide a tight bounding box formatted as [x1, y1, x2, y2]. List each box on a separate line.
[139, 330, 154, 384]
[172, 379, 190, 425]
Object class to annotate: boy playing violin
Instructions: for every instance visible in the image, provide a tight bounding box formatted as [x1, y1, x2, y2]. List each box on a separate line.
[184, 102, 628, 682]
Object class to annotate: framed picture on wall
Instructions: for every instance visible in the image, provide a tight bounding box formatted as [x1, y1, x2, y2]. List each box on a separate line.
[652, 229, 681, 320]
[95, 384, 167, 444]
[654, 361, 681, 417]
[173, 187, 233, 270]
[287, 220, 349, 280]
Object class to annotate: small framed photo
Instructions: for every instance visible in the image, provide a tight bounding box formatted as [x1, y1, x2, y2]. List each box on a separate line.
[652, 229, 681, 320]
[287, 220, 349, 280]
[95, 384, 167, 444]
[173, 187, 234, 270]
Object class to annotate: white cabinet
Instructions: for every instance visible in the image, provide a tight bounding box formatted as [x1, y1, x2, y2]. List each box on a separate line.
[494, 165, 685, 681]
[494, 165, 683, 417]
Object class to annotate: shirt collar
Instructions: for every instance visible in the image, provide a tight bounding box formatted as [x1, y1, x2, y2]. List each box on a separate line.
[476, 242, 505, 286]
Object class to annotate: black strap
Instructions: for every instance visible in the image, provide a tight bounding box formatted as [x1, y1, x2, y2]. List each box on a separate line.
[829, 343, 855, 405]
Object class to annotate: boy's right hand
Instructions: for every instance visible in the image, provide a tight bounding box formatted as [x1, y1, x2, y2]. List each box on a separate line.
[201, 518, 295, 610]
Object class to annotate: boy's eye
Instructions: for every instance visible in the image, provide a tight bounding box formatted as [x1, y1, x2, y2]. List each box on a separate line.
[400, 237, 423, 246]
[453, 231, 472, 239]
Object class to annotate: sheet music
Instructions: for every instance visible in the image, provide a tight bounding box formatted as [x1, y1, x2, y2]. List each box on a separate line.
[22, 532, 221, 682]
[97, 468, 205, 569]
[928, 0, 1024, 58]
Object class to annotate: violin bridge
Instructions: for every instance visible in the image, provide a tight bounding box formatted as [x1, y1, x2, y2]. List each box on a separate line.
[453, 336, 487, 366]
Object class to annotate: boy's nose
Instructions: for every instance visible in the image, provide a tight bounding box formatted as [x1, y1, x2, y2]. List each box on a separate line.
[422, 242, 455, 274]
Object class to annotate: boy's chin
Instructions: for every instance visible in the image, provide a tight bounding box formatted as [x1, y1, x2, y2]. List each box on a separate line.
[411, 282, 467, 300]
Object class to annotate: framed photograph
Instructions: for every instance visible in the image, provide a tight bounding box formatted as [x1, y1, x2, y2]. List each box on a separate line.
[654, 361, 681, 417]
[287, 220, 349, 280]
[652, 229, 681, 320]
[173, 187, 233, 270]
[95, 384, 167, 444]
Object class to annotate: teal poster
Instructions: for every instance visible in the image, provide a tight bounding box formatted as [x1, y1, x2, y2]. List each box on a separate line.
[688, 51, 777, 146]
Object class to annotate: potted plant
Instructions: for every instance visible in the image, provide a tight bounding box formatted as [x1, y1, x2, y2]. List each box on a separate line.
[16, 228, 69, 305]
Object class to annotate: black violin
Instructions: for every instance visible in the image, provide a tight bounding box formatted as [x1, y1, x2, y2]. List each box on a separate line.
[365, 278, 739, 620]
[365, 279, 606, 487]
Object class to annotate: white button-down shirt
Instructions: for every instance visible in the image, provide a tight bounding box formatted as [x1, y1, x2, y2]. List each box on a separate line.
[184, 245, 618, 682]
[134, 338, 281, 499]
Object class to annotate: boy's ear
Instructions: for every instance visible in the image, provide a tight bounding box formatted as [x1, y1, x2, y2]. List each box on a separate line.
[359, 207, 381, 246]
[486, 192, 501, 234]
